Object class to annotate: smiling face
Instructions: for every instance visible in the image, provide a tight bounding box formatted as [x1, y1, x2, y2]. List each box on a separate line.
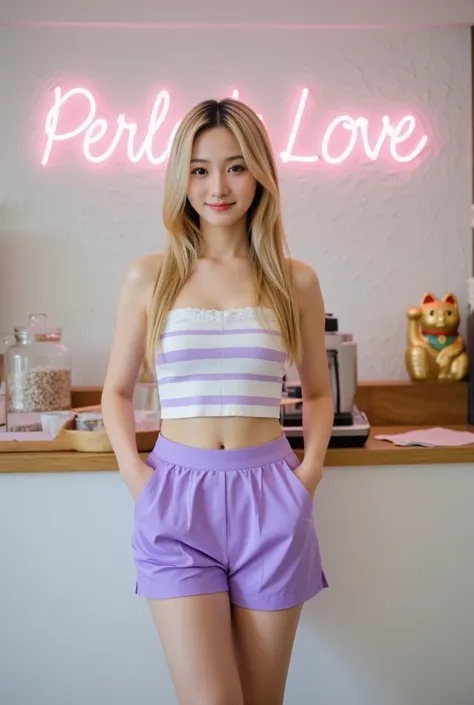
[186, 126, 258, 230]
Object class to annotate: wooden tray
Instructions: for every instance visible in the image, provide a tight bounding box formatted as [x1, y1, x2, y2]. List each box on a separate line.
[61, 417, 159, 453]
[0, 405, 159, 453]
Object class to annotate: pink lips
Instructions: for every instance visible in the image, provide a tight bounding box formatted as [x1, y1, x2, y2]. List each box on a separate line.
[207, 203, 235, 211]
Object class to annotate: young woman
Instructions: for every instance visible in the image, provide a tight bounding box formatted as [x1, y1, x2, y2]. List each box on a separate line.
[102, 97, 334, 705]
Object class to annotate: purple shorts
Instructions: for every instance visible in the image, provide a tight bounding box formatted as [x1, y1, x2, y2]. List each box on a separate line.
[132, 432, 328, 611]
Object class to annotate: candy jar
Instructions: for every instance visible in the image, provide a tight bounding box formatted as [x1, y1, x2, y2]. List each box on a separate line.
[5, 314, 72, 432]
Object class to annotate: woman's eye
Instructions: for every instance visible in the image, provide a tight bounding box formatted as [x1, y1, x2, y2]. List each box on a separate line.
[191, 165, 245, 175]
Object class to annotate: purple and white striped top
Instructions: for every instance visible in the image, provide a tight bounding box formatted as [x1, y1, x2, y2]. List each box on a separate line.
[156, 306, 287, 419]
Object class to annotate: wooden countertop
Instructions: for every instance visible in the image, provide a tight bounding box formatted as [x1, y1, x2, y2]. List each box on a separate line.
[1, 425, 473, 473]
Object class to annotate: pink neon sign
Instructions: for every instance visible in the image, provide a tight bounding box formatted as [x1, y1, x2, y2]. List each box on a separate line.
[41, 86, 428, 167]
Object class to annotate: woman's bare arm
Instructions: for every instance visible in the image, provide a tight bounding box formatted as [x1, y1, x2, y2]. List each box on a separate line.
[292, 259, 334, 495]
[101, 254, 161, 485]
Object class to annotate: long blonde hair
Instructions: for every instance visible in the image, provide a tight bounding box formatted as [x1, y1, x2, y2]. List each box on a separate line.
[145, 97, 302, 369]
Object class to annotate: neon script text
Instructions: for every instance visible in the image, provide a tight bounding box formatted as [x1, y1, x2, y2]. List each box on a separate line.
[42, 86, 428, 166]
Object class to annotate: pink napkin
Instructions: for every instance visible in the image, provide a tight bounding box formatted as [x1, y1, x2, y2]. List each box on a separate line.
[374, 428, 474, 448]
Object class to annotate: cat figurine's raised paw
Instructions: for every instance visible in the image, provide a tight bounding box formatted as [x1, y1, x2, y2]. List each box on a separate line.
[405, 292, 468, 381]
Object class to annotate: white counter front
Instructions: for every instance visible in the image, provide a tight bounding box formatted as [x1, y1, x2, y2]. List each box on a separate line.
[1, 461, 473, 705]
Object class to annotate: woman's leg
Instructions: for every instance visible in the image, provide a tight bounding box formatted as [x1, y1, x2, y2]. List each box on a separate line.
[149, 592, 244, 705]
[231, 603, 304, 705]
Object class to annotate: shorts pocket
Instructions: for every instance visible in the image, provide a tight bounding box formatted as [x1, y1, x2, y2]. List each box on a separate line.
[281, 454, 313, 506]
[134, 467, 160, 513]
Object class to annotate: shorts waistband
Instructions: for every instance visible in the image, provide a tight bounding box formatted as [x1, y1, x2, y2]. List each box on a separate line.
[151, 432, 294, 471]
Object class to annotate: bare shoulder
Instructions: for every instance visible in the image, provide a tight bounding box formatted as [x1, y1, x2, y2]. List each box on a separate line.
[121, 252, 162, 299]
[285, 257, 323, 309]
[125, 252, 164, 288]
[118, 253, 164, 312]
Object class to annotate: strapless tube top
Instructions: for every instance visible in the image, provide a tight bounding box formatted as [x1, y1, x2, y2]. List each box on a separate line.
[155, 307, 287, 420]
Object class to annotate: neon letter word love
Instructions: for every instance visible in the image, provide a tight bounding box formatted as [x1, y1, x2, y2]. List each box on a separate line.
[42, 86, 428, 166]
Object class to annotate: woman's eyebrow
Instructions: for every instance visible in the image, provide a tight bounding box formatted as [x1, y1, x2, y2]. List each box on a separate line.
[190, 155, 244, 164]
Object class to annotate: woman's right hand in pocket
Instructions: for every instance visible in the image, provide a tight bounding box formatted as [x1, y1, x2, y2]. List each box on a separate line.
[120, 459, 155, 503]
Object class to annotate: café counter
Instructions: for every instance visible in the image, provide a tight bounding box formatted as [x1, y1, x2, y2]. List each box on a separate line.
[1, 381, 472, 472]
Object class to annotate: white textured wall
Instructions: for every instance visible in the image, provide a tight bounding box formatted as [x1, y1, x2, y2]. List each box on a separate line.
[2, 0, 474, 26]
[0, 20, 471, 383]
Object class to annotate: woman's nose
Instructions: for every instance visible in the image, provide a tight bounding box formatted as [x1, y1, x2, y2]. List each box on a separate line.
[211, 173, 229, 197]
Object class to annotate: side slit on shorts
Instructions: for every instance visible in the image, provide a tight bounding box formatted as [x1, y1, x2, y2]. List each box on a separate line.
[132, 432, 328, 611]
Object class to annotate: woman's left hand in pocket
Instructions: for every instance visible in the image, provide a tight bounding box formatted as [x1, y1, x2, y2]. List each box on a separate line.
[293, 460, 323, 498]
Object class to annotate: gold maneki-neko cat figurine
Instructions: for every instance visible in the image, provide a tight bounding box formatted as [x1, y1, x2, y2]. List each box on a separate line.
[405, 292, 468, 381]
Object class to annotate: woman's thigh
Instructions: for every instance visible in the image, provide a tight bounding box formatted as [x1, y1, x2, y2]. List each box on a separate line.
[149, 591, 244, 705]
[231, 603, 304, 705]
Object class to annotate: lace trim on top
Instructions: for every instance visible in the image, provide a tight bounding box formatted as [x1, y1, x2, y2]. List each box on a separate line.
[165, 306, 275, 323]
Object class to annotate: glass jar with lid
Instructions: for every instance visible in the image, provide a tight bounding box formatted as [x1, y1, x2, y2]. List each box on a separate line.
[5, 313, 72, 432]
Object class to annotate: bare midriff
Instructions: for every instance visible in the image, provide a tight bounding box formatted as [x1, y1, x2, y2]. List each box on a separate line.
[159, 416, 283, 450]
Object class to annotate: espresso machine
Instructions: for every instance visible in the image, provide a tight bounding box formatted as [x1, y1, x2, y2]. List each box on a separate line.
[280, 313, 370, 448]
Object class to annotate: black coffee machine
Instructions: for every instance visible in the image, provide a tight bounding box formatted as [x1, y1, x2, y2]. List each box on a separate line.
[280, 314, 370, 449]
